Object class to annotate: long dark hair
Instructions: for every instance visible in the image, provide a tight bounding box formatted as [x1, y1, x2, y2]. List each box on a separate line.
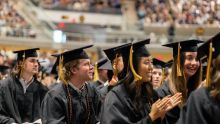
[169, 52, 201, 104]
[124, 55, 153, 112]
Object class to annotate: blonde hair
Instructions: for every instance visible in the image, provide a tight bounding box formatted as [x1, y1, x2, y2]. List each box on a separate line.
[63, 59, 80, 82]
[210, 55, 220, 101]
[11, 60, 38, 78]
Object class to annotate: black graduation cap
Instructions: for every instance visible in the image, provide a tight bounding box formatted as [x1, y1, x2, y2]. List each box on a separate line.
[56, 44, 93, 65]
[197, 32, 220, 86]
[93, 57, 113, 81]
[56, 45, 93, 84]
[163, 40, 203, 77]
[165, 59, 173, 68]
[132, 39, 151, 57]
[129, 39, 151, 81]
[152, 58, 166, 68]
[103, 43, 131, 79]
[0, 65, 10, 73]
[198, 32, 220, 59]
[97, 57, 112, 70]
[163, 40, 204, 57]
[103, 43, 131, 63]
[50, 58, 59, 75]
[49, 53, 60, 75]
[13, 48, 39, 60]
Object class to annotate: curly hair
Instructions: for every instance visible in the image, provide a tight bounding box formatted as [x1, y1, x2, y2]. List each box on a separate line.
[11, 60, 38, 79]
[210, 55, 220, 101]
[63, 59, 80, 82]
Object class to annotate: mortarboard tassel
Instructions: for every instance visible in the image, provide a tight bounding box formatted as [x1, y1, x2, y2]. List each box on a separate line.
[206, 42, 213, 87]
[58, 55, 67, 85]
[129, 45, 142, 81]
[19, 52, 26, 78]
[93, 62, 99, 81]
[177, 43, 182, 77]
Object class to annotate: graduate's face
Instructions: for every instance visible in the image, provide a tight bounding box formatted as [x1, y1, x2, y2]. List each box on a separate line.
[152, 68, 163, 89]
[184, 52, 200, 78]
[113, 56, 124, 73]
[23, 57, 39, 75]
[98, 69, 108, 82]
[74, 59, 94, 81]
[138, 56, 153, 82]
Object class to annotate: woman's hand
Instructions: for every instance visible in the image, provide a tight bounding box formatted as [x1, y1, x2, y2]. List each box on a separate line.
[108, 75, 118, 86]
[165, 92, 182, 112]
[149, 96, 170, 121]
[149, 92, 182, 121]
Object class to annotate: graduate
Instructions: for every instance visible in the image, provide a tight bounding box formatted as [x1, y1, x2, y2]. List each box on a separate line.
[0, 48, 48, 124]
[41, 45, 102, 124]
[156, 40, 203, 124]
[96, 43, 132, 98]
[163, 60, 173, 82]
[103, 42, 131, 81]
[100, 39, 182, 124]
[152, 58, 166, 89]
[177, 32, 220, 124]
[92, 57, 112, 89]
[0, 65, 10, 80]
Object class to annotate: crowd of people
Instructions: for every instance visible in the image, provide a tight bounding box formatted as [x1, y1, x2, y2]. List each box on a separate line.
[32, 0, 121, 14]
[136, 0, 220, 26]
[0, 31, 220, 124]
[0, 0, 36, 38]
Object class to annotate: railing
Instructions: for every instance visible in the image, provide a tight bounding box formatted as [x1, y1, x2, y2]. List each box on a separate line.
[10, 0, 56, 40]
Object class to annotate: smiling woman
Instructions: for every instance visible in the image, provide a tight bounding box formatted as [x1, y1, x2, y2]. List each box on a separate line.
[176, 32, 220, 124]
[156, 39, 203, 124]
[183, 52, 200, 81]
[100, 39, 182, 124]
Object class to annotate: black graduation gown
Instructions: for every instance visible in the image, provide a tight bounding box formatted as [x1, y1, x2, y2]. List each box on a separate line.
[177, 87, 220, 124]
[156, 81, 180, 124]
[41, 82, 102, 124]
[91, 80, 104, 89]
[0, 76, 48, 124]
[100, 83, 164, 124]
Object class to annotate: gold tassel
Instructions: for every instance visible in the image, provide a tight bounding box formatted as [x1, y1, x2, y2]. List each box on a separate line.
[19, 53, 26, 78]
[177, 43, 182, 77]
[93, 62, 99, 81]
[205, 42, 213, 87]
[129, 45, 142, 81]
[58, 55, 67, 85]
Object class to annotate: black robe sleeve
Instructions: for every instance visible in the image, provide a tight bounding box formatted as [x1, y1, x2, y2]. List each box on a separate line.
[41, 90, 67, 124]
[0, 78, 21, 124]
[156, 81, 172, 98]
[100, 90, 153, 124]
[177, 88, 220, 124]
[0, 86, 16, 124]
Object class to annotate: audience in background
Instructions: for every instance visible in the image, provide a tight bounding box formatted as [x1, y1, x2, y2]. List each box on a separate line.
[136, 0, 220, 26]
[0, 0, 36, 38]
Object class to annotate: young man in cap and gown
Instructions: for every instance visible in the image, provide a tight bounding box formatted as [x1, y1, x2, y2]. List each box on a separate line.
[0, 48, 48, 124]
[41, 45, 102, 124]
